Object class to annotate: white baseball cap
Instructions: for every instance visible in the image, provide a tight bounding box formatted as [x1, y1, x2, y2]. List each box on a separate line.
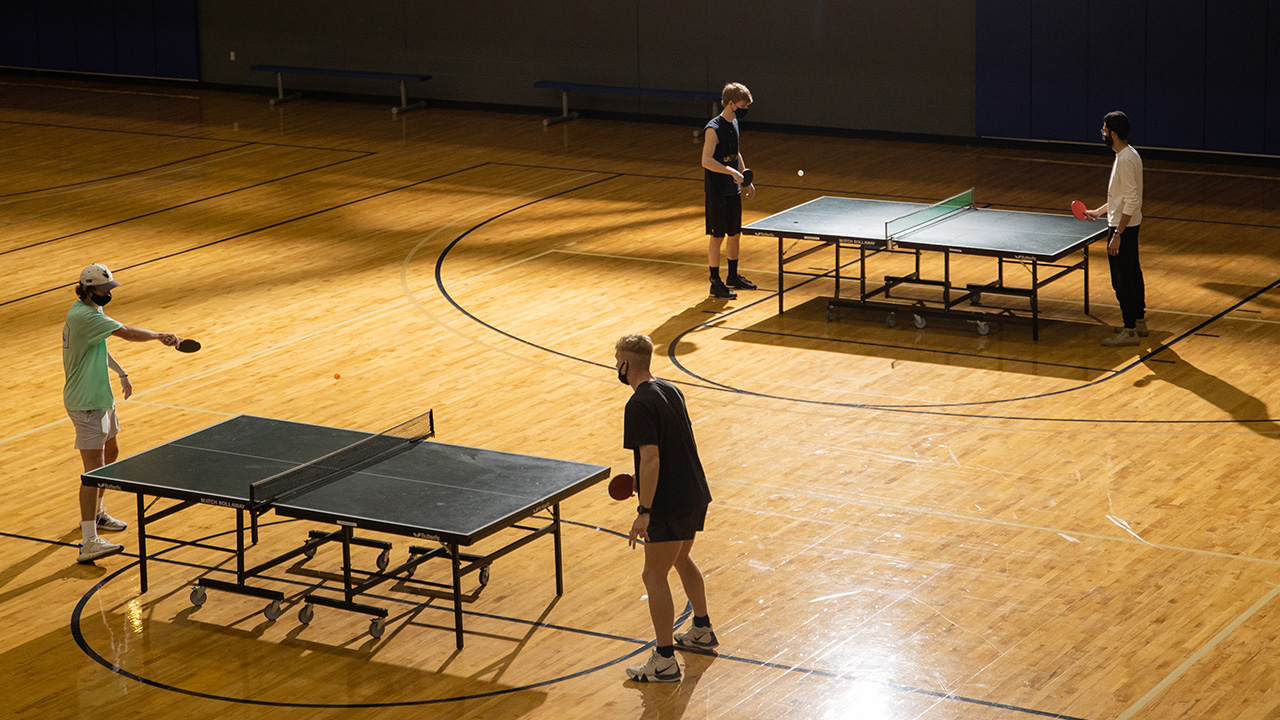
[79, 263, 121, 289]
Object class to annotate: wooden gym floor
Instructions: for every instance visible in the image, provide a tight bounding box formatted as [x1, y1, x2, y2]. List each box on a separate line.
[1, 74, 1278, 720]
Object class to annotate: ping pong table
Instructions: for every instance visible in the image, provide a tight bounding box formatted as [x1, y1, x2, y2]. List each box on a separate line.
[81, 412, 609, 647]
[743, 189, 1110, 339]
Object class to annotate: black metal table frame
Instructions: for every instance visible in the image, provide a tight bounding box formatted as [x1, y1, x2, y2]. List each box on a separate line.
[117, 486, 570, 648]
[765, 233, 1099, 340]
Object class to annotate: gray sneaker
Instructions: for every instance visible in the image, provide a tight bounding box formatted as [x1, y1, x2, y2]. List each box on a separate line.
[1101, 328, 1139, 347]
[1135, 318, 1149, 337]
[674, 624, 719, 650]
[77, 536, 124, 564]
[96, 509, 127, 532]
[625, 650, 681, 682]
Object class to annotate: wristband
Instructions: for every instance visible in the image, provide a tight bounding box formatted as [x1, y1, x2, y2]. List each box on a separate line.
[637, 505, 651, 515]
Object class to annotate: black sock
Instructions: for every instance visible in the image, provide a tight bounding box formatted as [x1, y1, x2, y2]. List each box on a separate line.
[656, 644, 675, 659]
[728, 259, 739, 278]
[709, 267, 721, 282]
[693, 614, 711, 628]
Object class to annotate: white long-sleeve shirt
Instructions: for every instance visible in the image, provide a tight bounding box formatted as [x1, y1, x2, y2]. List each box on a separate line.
[1107, 145, 1143, 227]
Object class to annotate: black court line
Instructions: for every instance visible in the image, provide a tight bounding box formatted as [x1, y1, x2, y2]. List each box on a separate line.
[717, 325, 1117, 374]
[0, 118, 371, 154]
[0, 150, 375, 258]
[662, 277, 1280, 421]
[0, 162, 489, 308]
[0, 142, 254, 198]
[0, 527, 1086, 717]
[429, 180, 1280, 423]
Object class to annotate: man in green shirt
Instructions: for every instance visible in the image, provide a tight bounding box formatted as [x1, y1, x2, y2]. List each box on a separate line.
[64, 264, 184, 563]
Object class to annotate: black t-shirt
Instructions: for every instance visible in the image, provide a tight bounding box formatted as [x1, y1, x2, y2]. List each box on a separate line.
[703, 115, 740, 197]
[623, 378, 712, 513]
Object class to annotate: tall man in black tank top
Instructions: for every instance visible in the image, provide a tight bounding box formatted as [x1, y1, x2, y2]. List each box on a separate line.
[701, 82, 757, 300]
[614, 333, 718, 683]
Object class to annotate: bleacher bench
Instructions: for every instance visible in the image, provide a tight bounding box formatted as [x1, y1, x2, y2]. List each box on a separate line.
[533, 80, 721, 134]
[251, 64, 431, 115]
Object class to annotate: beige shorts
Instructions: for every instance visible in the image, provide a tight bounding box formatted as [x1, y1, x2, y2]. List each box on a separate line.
[68, 408, 120, 450]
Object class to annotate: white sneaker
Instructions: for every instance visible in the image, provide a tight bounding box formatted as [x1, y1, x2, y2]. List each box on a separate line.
[96, 509, 127, 532]
[77, 536, 124, 564]
[1101, 328, 1139, 347]
[625, 649, 681, 683]
[674, 624, 720, 650]
[1135, 318, 1149, 337]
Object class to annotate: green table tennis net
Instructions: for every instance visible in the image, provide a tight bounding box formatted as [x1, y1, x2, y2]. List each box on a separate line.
[885, 188, 974, 239]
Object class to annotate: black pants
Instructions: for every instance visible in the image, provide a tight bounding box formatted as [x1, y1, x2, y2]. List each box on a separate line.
[1107, 225, 1145, 328]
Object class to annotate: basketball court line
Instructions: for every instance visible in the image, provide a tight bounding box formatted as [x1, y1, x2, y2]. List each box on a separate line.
[0, 142, 256, 199]
[0, 150, 375, 259]
[0, 80, 202, 100]
[1116, 582, 1280, 720]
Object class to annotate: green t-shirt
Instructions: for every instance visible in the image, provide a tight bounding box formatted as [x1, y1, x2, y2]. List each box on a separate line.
[63, 301, 123, 411]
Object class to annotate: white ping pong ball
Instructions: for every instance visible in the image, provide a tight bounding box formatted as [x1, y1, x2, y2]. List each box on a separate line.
[798, 170, 804, 176]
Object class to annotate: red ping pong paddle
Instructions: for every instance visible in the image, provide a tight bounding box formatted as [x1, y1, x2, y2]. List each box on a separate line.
[740, 168, 754, 187]
[1071, 200, 1089, 221]
[177, 338, 201, 353]
[608, 473, 635, 501]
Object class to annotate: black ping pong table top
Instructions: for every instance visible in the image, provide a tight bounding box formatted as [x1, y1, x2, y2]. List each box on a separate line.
[84, 415, 610, 545]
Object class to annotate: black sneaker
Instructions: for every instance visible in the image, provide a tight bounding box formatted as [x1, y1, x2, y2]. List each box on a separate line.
[710, 280, 737, 299]
[727, 274, 757, 290]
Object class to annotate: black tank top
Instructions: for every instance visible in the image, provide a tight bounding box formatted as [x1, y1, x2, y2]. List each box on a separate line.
[704, 115, 740, 196]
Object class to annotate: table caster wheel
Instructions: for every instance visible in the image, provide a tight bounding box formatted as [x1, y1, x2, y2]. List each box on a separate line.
[369, 617, 386, 639]
[886, 312, 896, 328]
[976, 321, 990, 335]
[298, 603, 315, 624]
[404, 563, 416, 578]
[302, 545, 317, 560]
[189, 586, 206, 607]
[376, 548, 391, 572]
[827, 306, 835, 322]
[479, 566, 491, 587]
[913, 314, 926, 329]
[263, 600, 283, 621]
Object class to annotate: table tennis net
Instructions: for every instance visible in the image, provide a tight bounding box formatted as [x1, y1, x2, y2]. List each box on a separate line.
[885, 187, 974, 239]
[249, 410, 435, 507]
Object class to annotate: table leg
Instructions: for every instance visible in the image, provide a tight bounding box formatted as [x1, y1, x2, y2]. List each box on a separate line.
[136, 493, 148, 593]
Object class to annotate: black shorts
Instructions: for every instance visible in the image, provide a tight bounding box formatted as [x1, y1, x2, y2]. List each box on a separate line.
[705, 192, 742, 238]
[647, 506, 707, 543]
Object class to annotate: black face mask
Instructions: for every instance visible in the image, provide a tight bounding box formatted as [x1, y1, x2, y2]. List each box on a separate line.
[90, 292, 112, 307]
[1101, 130, 1113, 148]
[734, 106, 749, 119]
[617, 362, 629, 385]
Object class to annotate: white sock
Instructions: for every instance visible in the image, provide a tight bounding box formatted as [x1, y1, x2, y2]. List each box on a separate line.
[81, 520, 98, 544]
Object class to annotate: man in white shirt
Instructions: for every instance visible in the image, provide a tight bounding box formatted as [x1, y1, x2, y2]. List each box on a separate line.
[1085, 111, 1147, 347]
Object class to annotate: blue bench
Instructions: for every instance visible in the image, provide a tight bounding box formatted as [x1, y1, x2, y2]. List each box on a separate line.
[533, 80, 721, 133]
[251, 64, 432, 115]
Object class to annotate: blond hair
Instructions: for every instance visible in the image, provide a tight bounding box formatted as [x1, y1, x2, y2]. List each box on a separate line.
[722, 82, 752, 106]
[615, 333, 654, 370]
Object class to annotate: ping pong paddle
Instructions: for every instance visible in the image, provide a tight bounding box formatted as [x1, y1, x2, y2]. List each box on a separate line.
[608, 473, 635, 501]
[1071, 200, 1089, 221]
[740, 168, 754, 187]
[177, 338, 201, 353]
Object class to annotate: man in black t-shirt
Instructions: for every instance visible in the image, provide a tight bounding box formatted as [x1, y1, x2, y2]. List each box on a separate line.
[614, 333, 718, 683]
[701, 82, 757, 300]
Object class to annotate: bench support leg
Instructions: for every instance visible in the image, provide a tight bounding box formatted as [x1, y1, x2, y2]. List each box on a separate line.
[268, 72, 302, 107]
[543, 90, 579, 126]
[392, 80, 426, 116]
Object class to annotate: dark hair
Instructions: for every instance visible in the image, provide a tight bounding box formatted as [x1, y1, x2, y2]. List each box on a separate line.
[1103, 111, 1130, 141]
[74, 283, 92, 300]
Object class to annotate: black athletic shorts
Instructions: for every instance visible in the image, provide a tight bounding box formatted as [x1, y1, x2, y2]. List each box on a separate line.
[647, 506, 707, 543]
[705, 192, 742, 238]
